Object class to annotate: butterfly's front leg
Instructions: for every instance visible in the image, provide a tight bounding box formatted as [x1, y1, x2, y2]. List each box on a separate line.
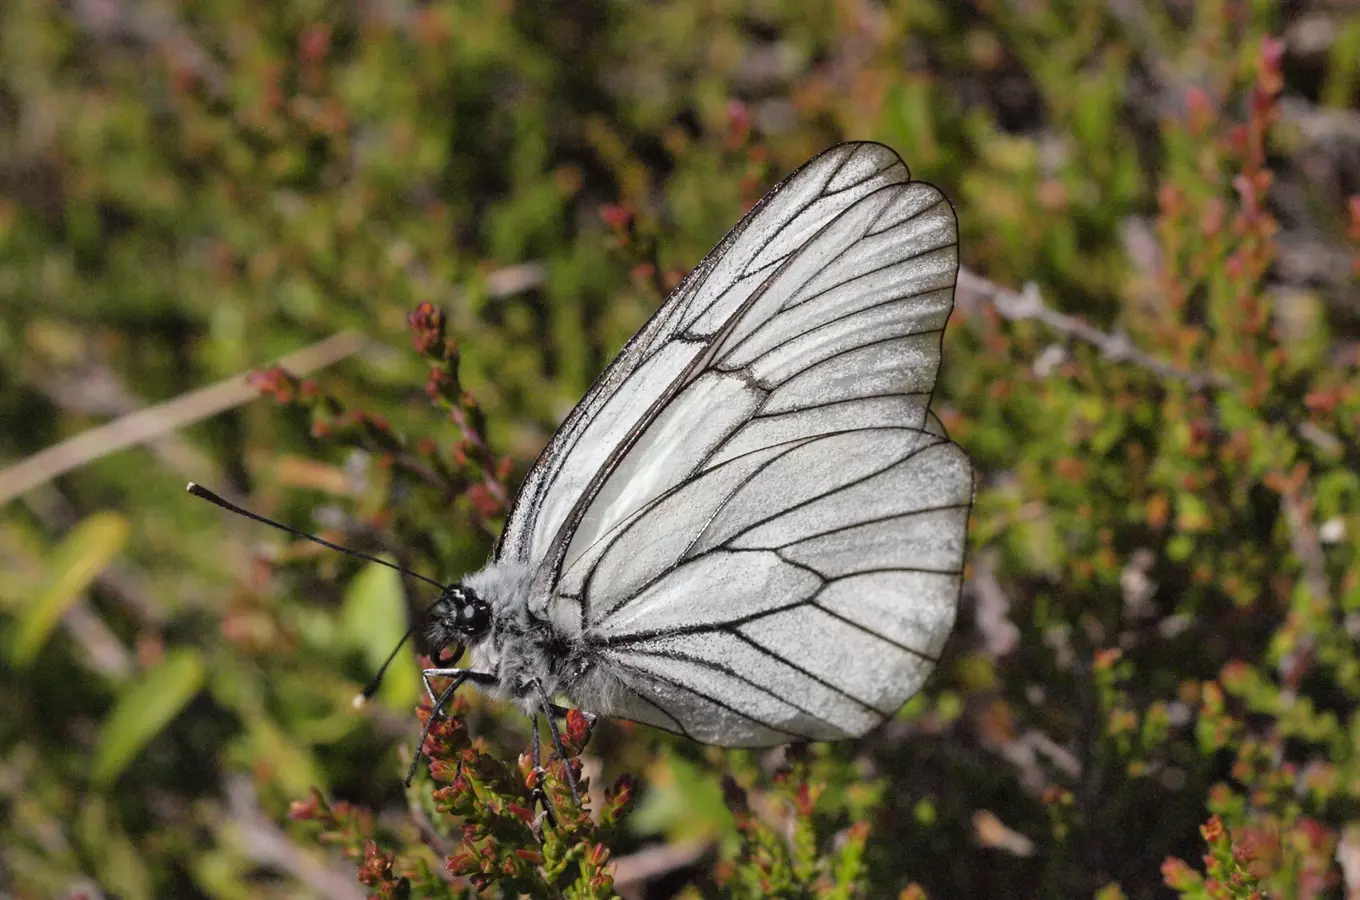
[421, 667, 497, 705]
[405, 668, 499, 786]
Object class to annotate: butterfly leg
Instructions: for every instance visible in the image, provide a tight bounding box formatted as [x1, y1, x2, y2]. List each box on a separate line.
[532, 680, 583, 806]
[405, 669, 497, 786]
[527, 714, 558, 832]
[420, 667, 497, 705]
[545, 703, 598, 728]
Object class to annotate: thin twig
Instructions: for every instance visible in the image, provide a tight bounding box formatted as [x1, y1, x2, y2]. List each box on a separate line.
[60, 600, 133, 682]
[223, 775, 367, 900]
[954, 268, 1225, 391]
[404, 794, 453, 858]
[400, 790, 468, 887]
[967, 555, 1020, 658]
[956, 269, 1354, 462]
[37, 358, 220, 492]
[484, 261, 548, 298]
[612, 841, 711, 899]
[1278, 486, 1328, 694]
[0, 332, 367, 506]
[1281, 491, 1330, 604]
[72, 0, 228, 95]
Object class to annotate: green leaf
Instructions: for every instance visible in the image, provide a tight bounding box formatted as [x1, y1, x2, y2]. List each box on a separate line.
[1175, 493, 1210, 532]
[75, 794, 153, 900]
[340, 560, 419, 711]
[241, 714, 326, 798]
[630, 750, 732, 844]
[92, 648, 205, 787]
[9, 511, 129, 667]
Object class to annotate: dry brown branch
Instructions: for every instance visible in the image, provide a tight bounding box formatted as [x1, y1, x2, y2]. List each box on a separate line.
[613, 840, 711, 899]
[404, 792, 453, 858]
[954, 268, 1225, 390]
[484, 261, 548, 298]
[1281, 491, 1330, 604]
[954, 267, 1352, 462]
[1278, 487, 1329, 692]
[72, 0, 228, 94]
[61, 600, 133, 682]
[222, 775, 366, 900]
[0, 332, 366, 507]
[967, 555, 1020, 657]
[38, 359, 220, 489]
[400, 792, 466, 887]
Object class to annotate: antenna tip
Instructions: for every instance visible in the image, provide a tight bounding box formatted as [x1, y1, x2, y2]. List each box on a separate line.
[186, 482, 197, 492]
[352, 693, 368, 709]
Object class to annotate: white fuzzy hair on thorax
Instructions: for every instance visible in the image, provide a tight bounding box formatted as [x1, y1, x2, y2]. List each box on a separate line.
[457, 560, 599, 716]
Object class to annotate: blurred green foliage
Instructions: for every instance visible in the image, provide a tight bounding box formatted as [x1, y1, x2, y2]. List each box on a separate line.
[2, 1, 1358, 898]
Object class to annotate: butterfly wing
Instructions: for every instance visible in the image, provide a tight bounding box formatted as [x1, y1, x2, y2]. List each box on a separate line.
[496, 142, 914, 573]
[501, 142, 971, 745]
[574, 426, 972, 745]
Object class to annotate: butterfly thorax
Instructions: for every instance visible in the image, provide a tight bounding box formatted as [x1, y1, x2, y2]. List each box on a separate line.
[458, 560, 593, 712]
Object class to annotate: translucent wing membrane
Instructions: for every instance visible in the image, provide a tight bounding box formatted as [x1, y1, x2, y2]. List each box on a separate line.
[579, 429, 972, 745]
[497, 142, 972, 745]
[496, 143, 916, 571]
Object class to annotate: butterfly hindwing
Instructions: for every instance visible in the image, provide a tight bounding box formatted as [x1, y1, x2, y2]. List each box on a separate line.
[577, 428, 972, 745]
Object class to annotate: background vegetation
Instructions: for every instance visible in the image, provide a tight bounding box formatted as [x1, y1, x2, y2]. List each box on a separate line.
[2, 1, 1357, 897]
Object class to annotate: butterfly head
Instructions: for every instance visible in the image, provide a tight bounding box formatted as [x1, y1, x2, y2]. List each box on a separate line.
[425, 584, 491, 663]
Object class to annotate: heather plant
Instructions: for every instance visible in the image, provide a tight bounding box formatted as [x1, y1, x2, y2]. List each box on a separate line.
[1, 2, 1357, 899]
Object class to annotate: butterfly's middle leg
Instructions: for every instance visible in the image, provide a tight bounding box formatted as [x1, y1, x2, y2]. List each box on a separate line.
[527, 714, 558, 831]
[543, 703, 598, 727]
[531, 680, 583, 806]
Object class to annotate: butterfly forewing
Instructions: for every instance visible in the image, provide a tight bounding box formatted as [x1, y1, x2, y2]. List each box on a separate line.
[496, 143, 912, 573]
[498, 142, 972, 746]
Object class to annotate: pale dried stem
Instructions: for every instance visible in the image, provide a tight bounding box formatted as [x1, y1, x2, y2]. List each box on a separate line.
[0, 332, 366, 506]
[954, 269, 1224, 391]
[223, 775, 367, 900]
[613, 841, 711, 899]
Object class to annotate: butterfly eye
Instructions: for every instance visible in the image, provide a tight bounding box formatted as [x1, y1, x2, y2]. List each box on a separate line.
[454, 591, 490, 636]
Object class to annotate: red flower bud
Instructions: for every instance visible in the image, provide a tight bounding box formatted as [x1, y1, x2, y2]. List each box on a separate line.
[465, 483, 502, 519]
[600, 204, 633, 231]
[565, 708, 592, 749]
[725, 100, 752, 149]
[608, 774, 634, 810]
[1161, 856, 1196, 889]
[288, 791, 320, 820]
[298, 24, 330, 65]
[1093, 647, 1122, 671]
[1200, 815, 1225, 843]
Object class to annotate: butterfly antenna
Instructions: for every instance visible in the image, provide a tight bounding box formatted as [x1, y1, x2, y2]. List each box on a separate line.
[188, 482, 446, 707]
[353, 623, 418, 708]
[186, 482, 446, 591]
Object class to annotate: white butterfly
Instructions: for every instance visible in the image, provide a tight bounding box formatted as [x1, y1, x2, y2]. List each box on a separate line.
[191, 141, 974, 803]
[417, 142, 975, 790]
